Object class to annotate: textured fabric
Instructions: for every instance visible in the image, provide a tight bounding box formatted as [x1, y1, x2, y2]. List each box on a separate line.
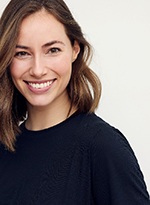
[0, 112, 149, 205]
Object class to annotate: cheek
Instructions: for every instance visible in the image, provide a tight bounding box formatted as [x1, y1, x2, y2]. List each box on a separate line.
[52, 55, 73, 77]
[10, 62, 19, 81]
[10, 60, 28, 80]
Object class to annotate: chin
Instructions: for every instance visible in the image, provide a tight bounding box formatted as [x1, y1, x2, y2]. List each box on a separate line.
[27, 101, 52, 108]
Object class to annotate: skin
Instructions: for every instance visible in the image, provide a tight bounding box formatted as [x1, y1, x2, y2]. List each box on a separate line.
[10, 9, 80, 130]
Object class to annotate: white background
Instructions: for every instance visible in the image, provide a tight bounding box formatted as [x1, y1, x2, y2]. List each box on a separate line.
[1, 0, 150, 192]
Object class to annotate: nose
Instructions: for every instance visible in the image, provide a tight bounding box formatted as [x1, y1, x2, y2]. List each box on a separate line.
[29, 55, 47, 78]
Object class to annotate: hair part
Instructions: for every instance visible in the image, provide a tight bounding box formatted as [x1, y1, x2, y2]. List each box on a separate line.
[0, 0, 101, 151]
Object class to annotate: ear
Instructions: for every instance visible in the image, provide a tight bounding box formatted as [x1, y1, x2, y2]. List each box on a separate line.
[72, 40, 80, 62]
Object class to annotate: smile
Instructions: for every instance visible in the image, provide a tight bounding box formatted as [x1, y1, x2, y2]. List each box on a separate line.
[27, 80, 55, 89]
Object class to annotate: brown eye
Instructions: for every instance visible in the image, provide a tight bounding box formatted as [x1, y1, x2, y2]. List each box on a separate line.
[48, 47, 61, 54]
[15, 51, 30, 58]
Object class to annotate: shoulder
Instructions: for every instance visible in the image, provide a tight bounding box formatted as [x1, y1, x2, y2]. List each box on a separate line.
[83, 114, 150, 203]
[79, 112, 138, 170]
[80, 112, 129, 148]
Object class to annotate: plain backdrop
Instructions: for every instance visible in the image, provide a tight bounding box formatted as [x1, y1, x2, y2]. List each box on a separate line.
[1, 0, 150, 193]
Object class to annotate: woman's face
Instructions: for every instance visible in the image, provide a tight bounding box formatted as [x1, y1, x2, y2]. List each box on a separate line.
[10, 9, 80, 110]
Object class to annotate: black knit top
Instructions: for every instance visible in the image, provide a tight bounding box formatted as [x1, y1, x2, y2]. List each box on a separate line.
[0, 112, 149, 204]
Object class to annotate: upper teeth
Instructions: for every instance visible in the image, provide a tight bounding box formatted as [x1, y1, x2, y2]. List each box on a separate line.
[28, 81, 53, 89]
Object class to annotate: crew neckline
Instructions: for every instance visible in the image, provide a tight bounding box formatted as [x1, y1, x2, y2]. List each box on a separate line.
[20, 111, 83, 135]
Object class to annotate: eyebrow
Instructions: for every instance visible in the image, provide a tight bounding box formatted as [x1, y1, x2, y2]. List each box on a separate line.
[16, 45, 29, 50]
[16, 40, 65, 50]
[43, 40, 65, 48]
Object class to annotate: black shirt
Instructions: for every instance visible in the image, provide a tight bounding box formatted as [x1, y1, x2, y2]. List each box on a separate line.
[0, 113, 149, 204]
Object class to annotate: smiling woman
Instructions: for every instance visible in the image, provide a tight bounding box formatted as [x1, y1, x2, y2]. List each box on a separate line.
[0, 0, 149, 205]
[10, 10, 79, 122]
[0, 0, 100, 144]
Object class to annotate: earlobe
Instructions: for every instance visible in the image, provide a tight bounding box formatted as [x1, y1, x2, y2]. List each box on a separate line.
[72, 40, 80, 62]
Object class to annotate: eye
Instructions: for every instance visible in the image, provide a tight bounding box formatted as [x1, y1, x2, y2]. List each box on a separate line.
[15, 51, 30, 58]
[48, 47, 61, 54]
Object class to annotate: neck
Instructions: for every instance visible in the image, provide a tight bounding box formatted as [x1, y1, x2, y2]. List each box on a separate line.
[25, 97, 76, 131]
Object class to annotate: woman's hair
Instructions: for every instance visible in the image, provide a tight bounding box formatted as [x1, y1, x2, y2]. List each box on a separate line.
[0, 0, 101, 151]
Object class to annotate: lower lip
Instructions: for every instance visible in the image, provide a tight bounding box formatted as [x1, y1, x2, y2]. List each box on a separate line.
[26, 81, 55, 94]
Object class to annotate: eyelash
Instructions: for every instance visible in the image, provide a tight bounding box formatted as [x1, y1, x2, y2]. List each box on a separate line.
[15, 51, 29, 57]
[47, 47, 61, 54]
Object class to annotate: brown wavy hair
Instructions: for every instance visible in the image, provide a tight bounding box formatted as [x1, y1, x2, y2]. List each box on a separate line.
[0, 0, 101, 151]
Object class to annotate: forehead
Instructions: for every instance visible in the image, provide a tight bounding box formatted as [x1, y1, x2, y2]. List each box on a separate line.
[18, 9, 67, 42]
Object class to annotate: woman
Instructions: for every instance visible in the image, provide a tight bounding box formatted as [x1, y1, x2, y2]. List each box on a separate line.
[0, 0, 149, 204]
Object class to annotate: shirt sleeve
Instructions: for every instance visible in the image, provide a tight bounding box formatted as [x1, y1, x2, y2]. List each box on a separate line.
[90, 126, 150, 205]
